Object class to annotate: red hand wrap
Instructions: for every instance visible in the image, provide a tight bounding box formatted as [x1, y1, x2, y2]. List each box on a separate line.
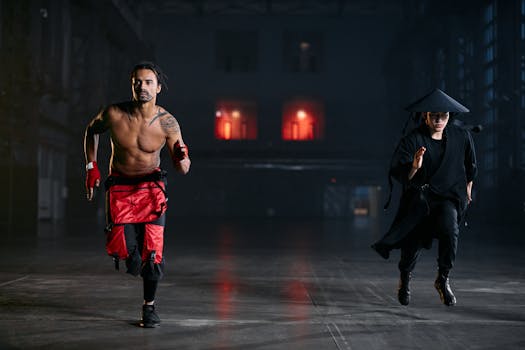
[173, 142, 189, 162]
[86, 161, 101, 189]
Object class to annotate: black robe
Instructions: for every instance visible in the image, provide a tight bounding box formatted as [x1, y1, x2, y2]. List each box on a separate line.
[377, 123, 477, 249]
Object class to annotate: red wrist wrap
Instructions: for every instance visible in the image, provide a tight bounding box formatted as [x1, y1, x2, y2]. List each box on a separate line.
[173, 144, 189, 162]
[86, 161, 101, 189]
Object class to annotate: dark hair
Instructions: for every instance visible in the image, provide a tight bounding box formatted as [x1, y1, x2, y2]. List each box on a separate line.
[130, 61, 168, 90]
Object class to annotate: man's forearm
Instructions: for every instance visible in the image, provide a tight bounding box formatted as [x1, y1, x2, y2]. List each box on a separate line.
[84, 129, 99, 163]
[408, 166, 418, 180]
[467, 181, 473, 193]
[175, 158, 191, 175]
[466, 181, 473, 203]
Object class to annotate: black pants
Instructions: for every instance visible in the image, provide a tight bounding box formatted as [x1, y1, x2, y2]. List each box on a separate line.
[124, 215, 166, 302]
[398, 198, 459, 274]
[124, 214, 166, 280]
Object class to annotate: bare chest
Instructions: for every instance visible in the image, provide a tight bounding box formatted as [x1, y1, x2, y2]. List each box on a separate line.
[111, 118, 166, 153]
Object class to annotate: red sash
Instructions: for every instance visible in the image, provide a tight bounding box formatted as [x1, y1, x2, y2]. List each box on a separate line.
[108, 181, 167, 224]
[105, 170, 167, 264]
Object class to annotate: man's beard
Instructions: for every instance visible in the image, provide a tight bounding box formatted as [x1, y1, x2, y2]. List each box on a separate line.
[136, 90, 153, 102]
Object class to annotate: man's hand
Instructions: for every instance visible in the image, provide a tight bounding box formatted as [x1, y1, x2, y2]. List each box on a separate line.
[173, 140, 188, 162]
[412, 146, 426, 169]
[85, 161, 101, 201]
[408, 146, 426, 180]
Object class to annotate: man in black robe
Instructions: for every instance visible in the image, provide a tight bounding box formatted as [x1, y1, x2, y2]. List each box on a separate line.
[372, 89, 478, 306]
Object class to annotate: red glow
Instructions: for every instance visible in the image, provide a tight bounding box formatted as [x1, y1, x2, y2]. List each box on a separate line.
[215, 228, 237, 321]
[216, 265, 235, 320]
[282, 100, 324, 141]
[223, 121, 232, 140]
[215, 101, 257, 140]
[292, 121, 299, 140]
[284, 258, 310, 323]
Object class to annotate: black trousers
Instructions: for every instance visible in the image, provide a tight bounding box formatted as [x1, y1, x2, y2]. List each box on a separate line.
[124, 215, 166, 302]
[124, 214, 166, 281]
[398, 198, 459, 274]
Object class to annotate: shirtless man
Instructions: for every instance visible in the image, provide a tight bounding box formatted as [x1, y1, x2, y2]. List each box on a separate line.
[84, 61, 190, 327]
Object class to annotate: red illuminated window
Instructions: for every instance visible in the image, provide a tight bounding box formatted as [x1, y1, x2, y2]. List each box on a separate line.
[282, 99, 325, 141]
[215, 100, 257, 140]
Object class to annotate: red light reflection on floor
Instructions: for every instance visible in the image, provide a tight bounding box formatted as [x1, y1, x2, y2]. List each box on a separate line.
[284, 259, 311, 322]
[215, 228, 237, 321]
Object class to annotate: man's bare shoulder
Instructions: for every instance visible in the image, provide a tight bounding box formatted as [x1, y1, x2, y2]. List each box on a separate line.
[88, 103, 131, 131]
[156, 108, 181, 136]
[106, 102, 134, 119]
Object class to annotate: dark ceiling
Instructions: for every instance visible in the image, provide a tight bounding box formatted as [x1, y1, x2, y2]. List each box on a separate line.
[140, 0, 403, 16]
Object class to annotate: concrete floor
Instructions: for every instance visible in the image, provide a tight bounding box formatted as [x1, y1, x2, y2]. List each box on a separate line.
[1, 217, 524, 349]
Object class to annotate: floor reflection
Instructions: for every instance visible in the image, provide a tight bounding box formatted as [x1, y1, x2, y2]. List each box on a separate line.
[216, 225, 237, 321]
[2, 217, 524, 349]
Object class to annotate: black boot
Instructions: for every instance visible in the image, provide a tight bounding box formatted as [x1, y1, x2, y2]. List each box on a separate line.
[434, 271, 456, 306]
[397, 271, 411, 306]
[141, 304, 161, 328]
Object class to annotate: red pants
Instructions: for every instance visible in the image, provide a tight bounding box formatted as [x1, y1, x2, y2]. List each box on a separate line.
[104, 170, 167, 278]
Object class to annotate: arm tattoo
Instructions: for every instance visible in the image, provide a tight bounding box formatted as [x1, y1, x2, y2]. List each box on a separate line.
[160, 115, 181, 135]
[148, 109, 169, 126]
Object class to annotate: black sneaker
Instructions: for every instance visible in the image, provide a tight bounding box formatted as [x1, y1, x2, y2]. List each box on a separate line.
[140, 304, 161, 328]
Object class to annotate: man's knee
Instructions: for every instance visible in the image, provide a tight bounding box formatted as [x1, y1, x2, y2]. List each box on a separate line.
[141, 258, 165, 281]
[126, 251, 142, 276]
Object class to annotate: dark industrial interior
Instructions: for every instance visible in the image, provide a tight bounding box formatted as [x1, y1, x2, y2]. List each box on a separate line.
[1, 1, 524, 348]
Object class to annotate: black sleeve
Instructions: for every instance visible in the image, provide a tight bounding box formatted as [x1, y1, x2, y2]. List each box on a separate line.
[464, 130, 478, 183]
[390, 135, 424, 187]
